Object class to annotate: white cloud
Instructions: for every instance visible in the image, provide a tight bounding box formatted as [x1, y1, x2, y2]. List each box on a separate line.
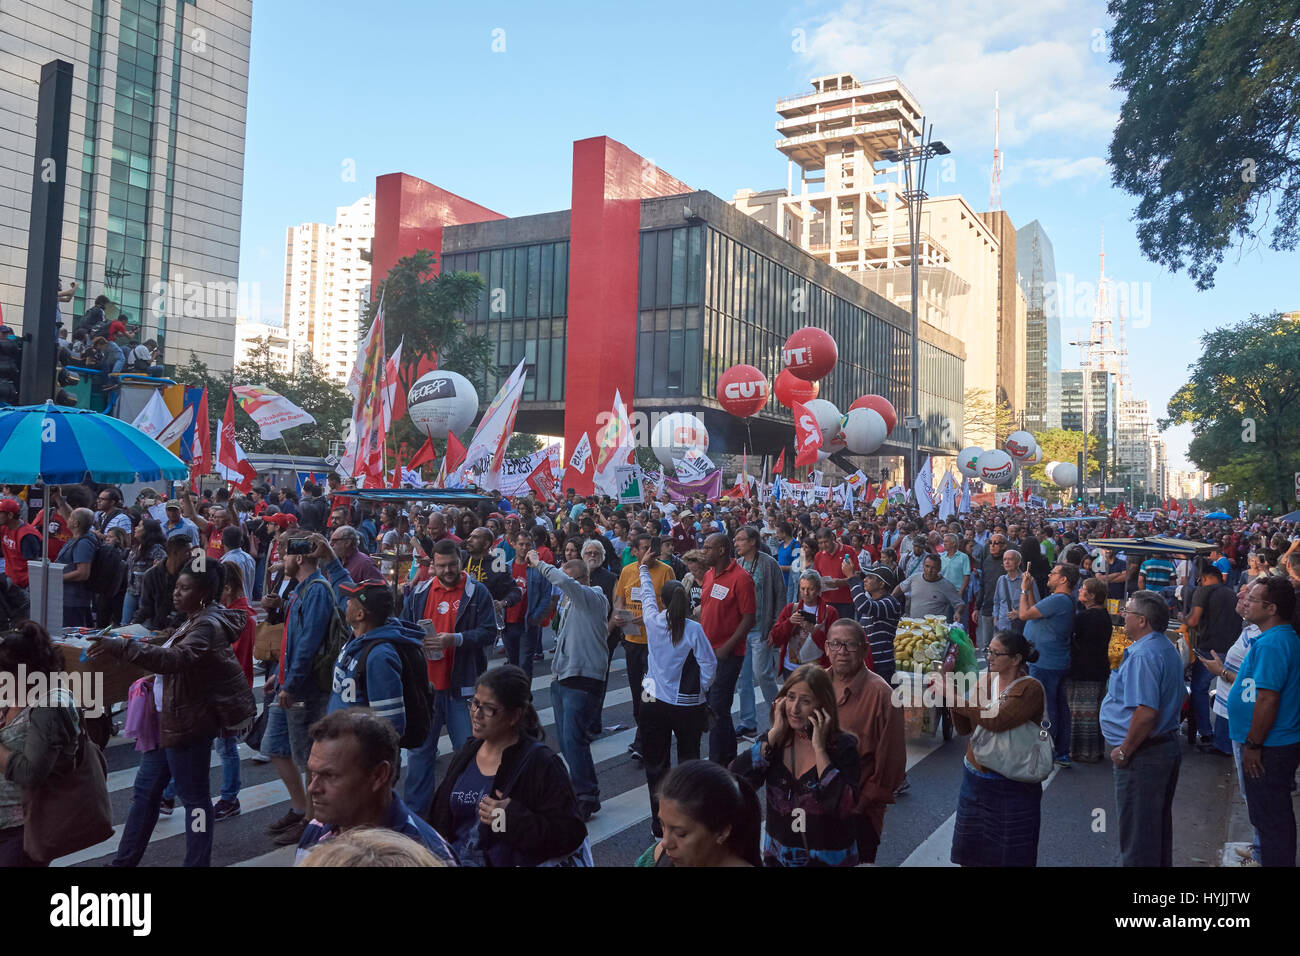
[795, 0, 1120, 156]
[1020, 156, 1108, 184]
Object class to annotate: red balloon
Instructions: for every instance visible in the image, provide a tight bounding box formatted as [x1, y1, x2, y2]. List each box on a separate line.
[849, 394, 897, 434]
[716, 364, 769, 417]
[774, 368, 818, 408]
[781, 327, 837, 381]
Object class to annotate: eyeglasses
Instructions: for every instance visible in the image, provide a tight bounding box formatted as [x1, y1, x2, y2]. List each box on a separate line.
[825, 640, 862, 652]
[986, 648, 1012, 658]
[468, 698, 500, 718]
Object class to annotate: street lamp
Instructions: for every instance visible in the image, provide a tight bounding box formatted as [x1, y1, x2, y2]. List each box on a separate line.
[881, 121, 949, 491]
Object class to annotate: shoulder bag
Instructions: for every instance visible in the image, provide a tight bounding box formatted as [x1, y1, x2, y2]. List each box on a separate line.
[969, 676, 1053, 783]
[21, 690, 114, 862]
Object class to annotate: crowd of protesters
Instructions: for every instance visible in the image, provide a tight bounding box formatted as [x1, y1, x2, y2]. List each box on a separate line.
[0, 468, 1298, 867]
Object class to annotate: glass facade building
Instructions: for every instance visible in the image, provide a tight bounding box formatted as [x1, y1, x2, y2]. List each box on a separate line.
[439, 190, 964, 458]
[1017, 220, 1061, 431]
[1, 0, 252, 373]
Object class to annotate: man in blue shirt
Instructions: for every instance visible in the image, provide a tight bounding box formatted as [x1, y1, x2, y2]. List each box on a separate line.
[1099, 589, 1186, 866]
[1227, 576, 1300, 866]
[162, 500, 201, 547]
[1019, 563, 1080, 767]
[1139, 553, 1176, 592]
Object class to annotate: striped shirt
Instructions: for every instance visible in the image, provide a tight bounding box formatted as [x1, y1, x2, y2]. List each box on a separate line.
[849, 580, 901, 679]
[1140, 558, 1176, 588]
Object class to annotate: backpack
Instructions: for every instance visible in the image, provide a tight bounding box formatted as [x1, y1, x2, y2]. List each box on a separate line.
[355, 638, 434, 749]
[82, 536, 127, 597]
[304, 578, 353, 693]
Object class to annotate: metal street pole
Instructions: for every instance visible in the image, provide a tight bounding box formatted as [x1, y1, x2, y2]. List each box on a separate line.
[882, 123, 948, 491]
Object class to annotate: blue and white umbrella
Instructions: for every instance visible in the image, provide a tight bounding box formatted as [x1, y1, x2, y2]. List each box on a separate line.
[0, 402, 188, 485]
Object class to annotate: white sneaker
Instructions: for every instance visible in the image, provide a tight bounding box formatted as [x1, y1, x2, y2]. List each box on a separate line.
[251, 752, 270, 764]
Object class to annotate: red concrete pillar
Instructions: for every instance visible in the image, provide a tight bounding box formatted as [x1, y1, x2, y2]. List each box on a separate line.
[562, 137, 690, 494]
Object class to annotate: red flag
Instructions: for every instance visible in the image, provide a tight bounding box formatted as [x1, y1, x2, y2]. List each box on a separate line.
[215, 389, 257, 492]
[190, 387, 211, 493]
[1114, 500, 1128, 520]
[444, 432, 467, 472]
[525, 455, 558, 503]
[772, 447, 786, 476]
[407, 437, 436, 470]
[792, 400, 823, 468]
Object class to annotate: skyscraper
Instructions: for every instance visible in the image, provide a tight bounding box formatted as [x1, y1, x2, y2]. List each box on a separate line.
[1016, 220, 1061, 432]
[0, 0, 252, 373]
[280, 195, 374, 384]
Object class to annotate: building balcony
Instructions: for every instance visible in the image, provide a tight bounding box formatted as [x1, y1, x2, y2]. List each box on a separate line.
[776, 75, 923, 118]
[775, 100, 920, 137]
[777, 120, 912, 165]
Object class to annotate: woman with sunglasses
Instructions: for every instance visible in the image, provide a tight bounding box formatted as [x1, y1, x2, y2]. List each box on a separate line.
[949, 630, 1046, 867]
[428, 665, 586, 867]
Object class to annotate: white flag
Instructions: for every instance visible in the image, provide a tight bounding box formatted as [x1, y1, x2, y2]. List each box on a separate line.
[811, 469, 824, 487]
[938, 471, 957, 520]
[450, 360, 528, 492]
[960, 477, 972, 514]
[915, 456, 935, 518]
[382, 337, 403, 431]
[131, 389, 172, 440]
[569, 432, 593, 473]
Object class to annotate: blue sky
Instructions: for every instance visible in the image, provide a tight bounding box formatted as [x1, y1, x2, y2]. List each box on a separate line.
[236, 0, 1296, 471]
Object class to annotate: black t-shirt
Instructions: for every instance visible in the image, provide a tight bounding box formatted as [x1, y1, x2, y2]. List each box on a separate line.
[1192, 582, 1241, 654]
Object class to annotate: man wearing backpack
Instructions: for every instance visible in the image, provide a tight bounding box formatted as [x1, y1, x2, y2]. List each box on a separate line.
[263, 531, 350, 846]
[326, 579, 432, 750]
[56, 508, 99, 626]
[75, 294, 111, 336]
[92, 487, 132, 537]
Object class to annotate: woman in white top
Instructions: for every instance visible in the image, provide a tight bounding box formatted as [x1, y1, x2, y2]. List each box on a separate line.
[636, 554, 717, 839]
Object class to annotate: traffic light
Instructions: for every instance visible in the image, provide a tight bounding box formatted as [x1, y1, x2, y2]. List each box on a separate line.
[0, 333, 20, 404]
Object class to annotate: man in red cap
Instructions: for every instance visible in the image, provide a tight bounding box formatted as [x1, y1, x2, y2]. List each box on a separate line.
[0, 498, 41, 588]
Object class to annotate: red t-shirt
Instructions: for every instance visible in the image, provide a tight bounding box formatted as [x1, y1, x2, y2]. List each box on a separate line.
[33, 508, 71, 562]
[536, 545, 554, 566]
[699, 561, 757, 656]
[813, 545, 855, 605]
[505, 562, 528, 625]
[422, 574, 464, 690]
[206, 524, 228, 561]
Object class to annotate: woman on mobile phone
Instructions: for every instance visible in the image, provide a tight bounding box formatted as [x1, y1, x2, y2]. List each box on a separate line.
[729, 664, 860, 867]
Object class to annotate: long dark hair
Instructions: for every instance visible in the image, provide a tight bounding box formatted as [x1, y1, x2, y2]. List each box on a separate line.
[659, 759, 762, 867]
[137, 517, 165, 553]
[476, 665, 543, 741]
[0, 621, 60, 678]
[660, 580, 689, 644]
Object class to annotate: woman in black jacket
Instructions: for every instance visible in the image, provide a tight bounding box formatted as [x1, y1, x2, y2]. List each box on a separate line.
[428, 665, 587, 867]
[1068, 577, 1114, 763]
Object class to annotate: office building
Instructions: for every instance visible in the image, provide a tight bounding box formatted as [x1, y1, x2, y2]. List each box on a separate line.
[1016, 220, 1061, 432]
[1061, 368, 1117, 484]
[372, 136, 967, 493]
[0, 0, 253, 373]
[280, 195, 373, 383]
[731, 73, 1025, 449]
[233, 313, 292, 373]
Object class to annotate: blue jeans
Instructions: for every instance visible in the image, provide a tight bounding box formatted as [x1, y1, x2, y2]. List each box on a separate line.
[162, 736, 241, 803]
[218, 736, 241, 802]
[551, 680, 602, 807]
[1030, 665, 1071, 760]
[114, 736, 215, 867]
[253, 550, 268, 602]
[404, 689, 472, 816]
[737, 628, 779, 730]
[1231, 741, 1263, 862]
[1240, 740, 1300, 866]
[501, 621, 526, 670]
[706, 653, 744, 766]
[1214, 709, 1233, 755]
[1190, 659, 1215, 741]
[1114, 734, 1181, 866]
[121, 590, 140, 629]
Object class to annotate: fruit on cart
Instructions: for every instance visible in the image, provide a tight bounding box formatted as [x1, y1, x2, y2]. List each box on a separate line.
[1108, 625, 1132, 670]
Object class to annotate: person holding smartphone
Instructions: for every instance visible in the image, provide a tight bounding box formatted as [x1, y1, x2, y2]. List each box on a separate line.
[768, 570, 837, 678]
[729, 663, 860, 867]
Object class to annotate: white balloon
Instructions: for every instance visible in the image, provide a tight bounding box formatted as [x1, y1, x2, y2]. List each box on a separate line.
[1052, 463, 1078, 488]
[976, 449, 1016, 486]
[1023, 444, 1043, 465]
[1044, 461, 1061, 482]
[408, 370, 479, 439]
[802, 399, 842, 442]
[1005, 430, 1037, 461]
[651, 412, 709, 468]
[816, 433, 848, 462]
[841, 407, 887, 455]
[957, 446, 984, 479]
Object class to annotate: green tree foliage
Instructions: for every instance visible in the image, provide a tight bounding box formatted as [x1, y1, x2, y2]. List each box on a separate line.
[1029, 428, 1096, 489]
[1161, 312, 1300, 509]
[1107, 0, 1300, 289]
[363, 250, 494, 455]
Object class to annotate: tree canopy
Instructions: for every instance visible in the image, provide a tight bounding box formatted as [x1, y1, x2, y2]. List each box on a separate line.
[1161, 311, 1300, 509]
[1107, 0, 1300, 289]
